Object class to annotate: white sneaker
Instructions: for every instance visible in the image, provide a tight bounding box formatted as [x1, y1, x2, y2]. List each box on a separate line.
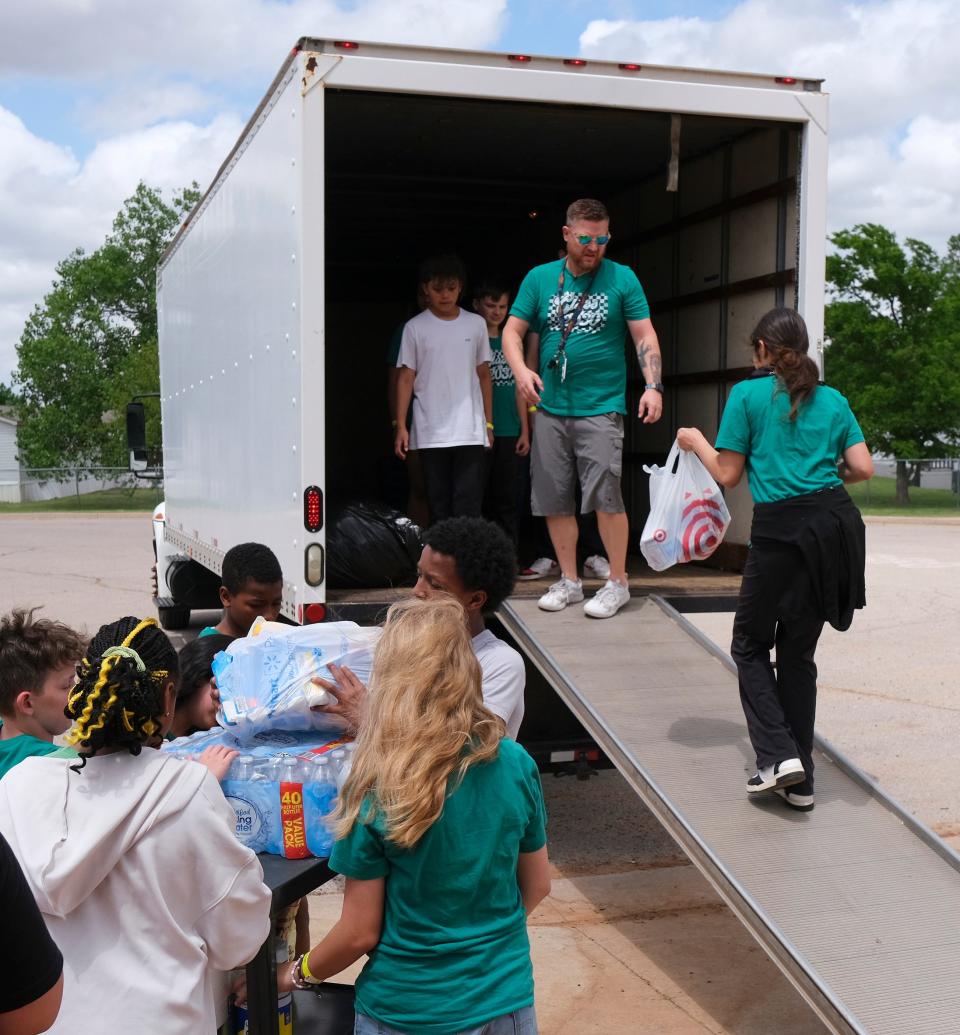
[583, 579, 631, 619]
[774, 787, 815, 811]
[746, 758, 805, 794]
[583, 554, 611, 580]
[538, 577, 584, 611]
[518, 557, 560, 581]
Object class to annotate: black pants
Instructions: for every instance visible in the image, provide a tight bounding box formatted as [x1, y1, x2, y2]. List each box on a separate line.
[484, 436, 520, 544]
[419, 445, 486, 524]
[731, 542, 824, 791]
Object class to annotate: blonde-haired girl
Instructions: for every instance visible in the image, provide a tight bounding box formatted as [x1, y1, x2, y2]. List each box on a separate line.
[280, 595, 551, 1034]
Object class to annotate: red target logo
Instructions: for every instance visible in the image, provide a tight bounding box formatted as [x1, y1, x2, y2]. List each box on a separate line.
[653, 529, 667, 542]
[680, 497, 725, 561]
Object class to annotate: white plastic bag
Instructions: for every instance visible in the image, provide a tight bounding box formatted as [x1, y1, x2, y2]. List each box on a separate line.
[640, 441, 731, 572]
[211, 618, 381, 739]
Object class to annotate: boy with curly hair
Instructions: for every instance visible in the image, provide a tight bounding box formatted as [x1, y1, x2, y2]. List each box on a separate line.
[0, 608, 84, 778]
[313, 517, 527, 739]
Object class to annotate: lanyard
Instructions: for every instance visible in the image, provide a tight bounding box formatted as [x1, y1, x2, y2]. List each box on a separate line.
[551, 260, 597, 383]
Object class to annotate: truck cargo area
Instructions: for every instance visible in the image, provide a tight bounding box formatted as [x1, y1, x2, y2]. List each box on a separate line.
[323, 87, 801, 543]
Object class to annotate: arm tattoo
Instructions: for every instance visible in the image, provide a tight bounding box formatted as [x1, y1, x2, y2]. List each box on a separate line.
[635, 339, 662, 382]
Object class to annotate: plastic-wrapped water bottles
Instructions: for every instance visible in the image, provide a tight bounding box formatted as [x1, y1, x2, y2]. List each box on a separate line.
[304, 756, 338, 858]
[221, 754, 282, 854]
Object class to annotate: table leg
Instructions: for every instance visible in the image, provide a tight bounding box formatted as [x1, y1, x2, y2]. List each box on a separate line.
[244, 935, 279, 1035]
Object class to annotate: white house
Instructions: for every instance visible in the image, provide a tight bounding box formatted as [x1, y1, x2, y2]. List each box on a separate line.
[0, 406, 20, 503]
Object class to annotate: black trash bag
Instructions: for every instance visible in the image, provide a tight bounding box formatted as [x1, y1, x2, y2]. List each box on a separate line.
[326, 501, 424, 589]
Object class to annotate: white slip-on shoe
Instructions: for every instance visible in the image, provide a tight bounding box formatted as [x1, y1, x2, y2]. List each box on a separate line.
[583, 554, 611, 580]
[746, 758, 805, 794]
[583, 579, 631, 619]
[537, 577, 584, 612]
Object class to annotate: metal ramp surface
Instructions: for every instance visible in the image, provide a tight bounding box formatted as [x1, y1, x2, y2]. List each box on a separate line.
[500, 595, 960, 1035]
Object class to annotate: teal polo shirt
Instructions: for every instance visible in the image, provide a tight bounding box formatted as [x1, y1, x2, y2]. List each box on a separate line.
[716, 374, 865, 504]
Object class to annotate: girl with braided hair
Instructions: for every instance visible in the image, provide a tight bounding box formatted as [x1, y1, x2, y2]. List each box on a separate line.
[0, 616, 272, 1035]
[678, 308, 873, 811]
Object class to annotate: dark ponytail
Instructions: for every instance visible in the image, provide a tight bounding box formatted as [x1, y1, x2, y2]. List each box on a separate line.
[65, 617, 179, 771]
[750, 308, 820, 421]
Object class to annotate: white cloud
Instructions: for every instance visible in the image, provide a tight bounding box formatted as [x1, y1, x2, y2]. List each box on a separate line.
[580, 0, 960, 248]
[0, 108, 244, 382]
[0, 0, 508, 83]
[0, 0, 508, 385]
[77, 81, 223, 134]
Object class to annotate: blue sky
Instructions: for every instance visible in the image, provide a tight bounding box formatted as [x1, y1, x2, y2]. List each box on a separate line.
[0, 0, 958, 383]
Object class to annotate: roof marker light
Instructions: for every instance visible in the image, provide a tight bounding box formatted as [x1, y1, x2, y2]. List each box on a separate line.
[334, 40, 359, 50]
[619, 63, 642, 72]
[775, 76, 797, 84]
[564, 59, 587, 67]
[508, 54, 532, 63]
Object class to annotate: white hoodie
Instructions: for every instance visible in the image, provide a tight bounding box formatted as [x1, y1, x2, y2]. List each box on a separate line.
[0, 749, 272, 1035]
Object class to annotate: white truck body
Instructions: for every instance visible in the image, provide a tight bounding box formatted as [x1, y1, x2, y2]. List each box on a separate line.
[156, 38, 828, 622]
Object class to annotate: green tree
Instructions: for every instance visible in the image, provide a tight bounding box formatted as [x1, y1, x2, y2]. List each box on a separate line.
[13, 182, 199, 469]
[0, 382, 18, 406]
[825, 223, 960, 502]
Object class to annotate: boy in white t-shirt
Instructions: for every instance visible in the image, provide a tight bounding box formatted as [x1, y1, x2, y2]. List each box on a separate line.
[394, 255, 493, 523]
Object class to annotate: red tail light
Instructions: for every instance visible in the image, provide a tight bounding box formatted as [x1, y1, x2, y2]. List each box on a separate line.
[334, 40, 359, 50]
[775, 76, 797, 84]
[508, 54, 532, 63]
[619, 63, 642, 72]
[303, 485, 323, 532]
[304, 603, 326, 624]
[564, 59, 587, 67]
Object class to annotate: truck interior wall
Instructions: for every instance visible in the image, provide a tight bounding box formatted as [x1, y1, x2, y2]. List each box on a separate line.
[322, 88, 801, 555]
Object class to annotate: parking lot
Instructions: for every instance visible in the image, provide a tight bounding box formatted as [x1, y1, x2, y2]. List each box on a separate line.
[1, 513, 958, 1033]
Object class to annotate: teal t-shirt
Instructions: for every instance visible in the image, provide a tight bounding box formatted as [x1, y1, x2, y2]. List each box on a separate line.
[510, 258, 650, 417]
[0, 730, 75, 780]
[330, 738, 547, 1035]
[489, 336, 521, 438]
[715, 375, 865, 504]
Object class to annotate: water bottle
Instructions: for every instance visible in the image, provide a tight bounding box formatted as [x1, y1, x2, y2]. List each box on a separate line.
[278, 756, 309, 859]
[340, 742, 357, 784]
[329, 748, 347, 789]
[304, 756, 337, 857]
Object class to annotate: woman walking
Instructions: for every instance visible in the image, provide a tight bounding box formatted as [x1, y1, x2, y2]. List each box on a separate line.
[678, 308, 873, 810]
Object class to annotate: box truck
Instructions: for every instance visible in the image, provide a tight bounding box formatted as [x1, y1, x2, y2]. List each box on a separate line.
[142, 36, 827, 764]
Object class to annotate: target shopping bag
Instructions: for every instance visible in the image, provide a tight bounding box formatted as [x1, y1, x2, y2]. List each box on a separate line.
[640, 441, 731, 571]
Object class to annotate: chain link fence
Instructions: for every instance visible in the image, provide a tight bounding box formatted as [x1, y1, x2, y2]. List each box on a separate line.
[0, 467, 164, 507]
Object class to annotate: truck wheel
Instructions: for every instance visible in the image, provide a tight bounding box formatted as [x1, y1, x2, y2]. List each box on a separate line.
[158, 606, 190, 631]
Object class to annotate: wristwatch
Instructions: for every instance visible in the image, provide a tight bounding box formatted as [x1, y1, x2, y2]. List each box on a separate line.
[644, 382, 664, 393]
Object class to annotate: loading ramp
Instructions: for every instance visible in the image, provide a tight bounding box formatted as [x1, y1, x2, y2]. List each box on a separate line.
[499, 595, 960, 1035]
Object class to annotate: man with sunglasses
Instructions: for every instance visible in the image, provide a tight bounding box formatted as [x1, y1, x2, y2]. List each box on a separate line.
[502, 198, 662, 619]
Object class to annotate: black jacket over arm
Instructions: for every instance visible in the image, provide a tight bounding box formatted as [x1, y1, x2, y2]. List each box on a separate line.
[750, 485, 866, 632]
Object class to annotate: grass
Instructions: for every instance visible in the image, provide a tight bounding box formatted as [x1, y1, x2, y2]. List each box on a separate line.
[847, 475, 960, 517]
[0, 486, 162, 513]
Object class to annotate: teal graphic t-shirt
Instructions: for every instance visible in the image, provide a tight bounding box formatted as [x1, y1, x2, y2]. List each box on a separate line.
[330, 738, 547, 1034]
[510, 258, 650, 417]
[715, 375, 865, 504]
[489, 336, 521, 438]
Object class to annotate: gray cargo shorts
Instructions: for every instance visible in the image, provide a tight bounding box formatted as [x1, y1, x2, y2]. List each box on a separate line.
[530, 410, 625, 516]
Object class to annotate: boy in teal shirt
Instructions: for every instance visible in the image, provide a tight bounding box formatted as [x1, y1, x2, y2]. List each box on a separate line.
[474, 280, 530, 547]
[0, 608, 83, 778]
